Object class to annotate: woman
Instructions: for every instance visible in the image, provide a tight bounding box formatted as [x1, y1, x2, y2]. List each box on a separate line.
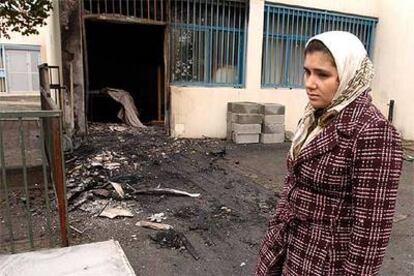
[256, 31, 403, 275]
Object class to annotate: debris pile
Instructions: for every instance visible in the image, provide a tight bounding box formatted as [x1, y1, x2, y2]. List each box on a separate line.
[66, 150, 132, 212]
[64, 122, 254, 263]
[65, 123, 225, 215]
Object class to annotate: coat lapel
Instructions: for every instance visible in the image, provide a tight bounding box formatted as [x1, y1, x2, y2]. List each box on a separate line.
[291, 92, 371, 169]
[293, 121, 339, 168]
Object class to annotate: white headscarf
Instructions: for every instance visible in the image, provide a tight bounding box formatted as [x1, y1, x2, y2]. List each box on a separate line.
[290, 31, 375, 158]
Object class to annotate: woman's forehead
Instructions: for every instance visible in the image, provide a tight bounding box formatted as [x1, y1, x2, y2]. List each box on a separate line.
[304, 51, 337, 69]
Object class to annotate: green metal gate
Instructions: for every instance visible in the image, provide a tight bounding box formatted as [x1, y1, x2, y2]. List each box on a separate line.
[0, 65, 68, 253]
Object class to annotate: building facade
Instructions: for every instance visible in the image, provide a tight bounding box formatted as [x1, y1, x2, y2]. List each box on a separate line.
[3, 0, 413, 140]
[0, 0, 62, 95]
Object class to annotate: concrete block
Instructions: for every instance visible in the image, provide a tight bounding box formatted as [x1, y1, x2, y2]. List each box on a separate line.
[232, 132, 260, 144]
[263, 123, 285, 134]
[232, 123, 261, 134]
[234, 113, 263, 124]
[262, 103, 285, 115]
[226, 112, 235, 140]
[227, 112, 237, 122]
[260, 133, 285, 144]
[227, 102, 262, 114]
[263, 115, 285, 125]
[226, 127, 232, 141]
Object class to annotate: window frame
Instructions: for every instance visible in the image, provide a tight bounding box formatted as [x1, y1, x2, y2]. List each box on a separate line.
[261, 3, 378, 89]
[170, 0, 248, 88]
[0, 44, 41, 94]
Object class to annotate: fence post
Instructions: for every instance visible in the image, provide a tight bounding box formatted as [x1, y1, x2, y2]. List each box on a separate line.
[51, 115, 69, 247]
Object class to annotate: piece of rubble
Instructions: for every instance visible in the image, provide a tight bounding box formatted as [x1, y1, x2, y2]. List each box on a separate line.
[69, 192, 93, 211]
[109, 125, 128, 132]
[79, 199, 109, 215]
[68, 164, 82, 174]
[148, 212, 167, 222]
[149, 229, 199, 260]
[91, 161, 103, 168]
[133, 188, 200, 198]
[150, 229, 182, 249]
[136, 220, 173, 230]
[91, 189, 111, 198]
[109, 181, 125, 198]
[104, 162, 121, 170]
[403, 154, 414, 161]
[70, 225, 85, 234]
[393, 214, 409, 223]
[177, 231, 200, 260]
[93, 156, 104, 162]
[209, 149, 226, 157]
[99, 206, 134, 219]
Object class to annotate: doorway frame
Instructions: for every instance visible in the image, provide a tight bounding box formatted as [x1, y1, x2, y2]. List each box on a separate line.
[81, 13, 171, 133]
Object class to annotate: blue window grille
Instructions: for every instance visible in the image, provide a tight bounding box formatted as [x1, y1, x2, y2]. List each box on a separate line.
[262, 3, 378, 88]
[170, 0, 248, 87]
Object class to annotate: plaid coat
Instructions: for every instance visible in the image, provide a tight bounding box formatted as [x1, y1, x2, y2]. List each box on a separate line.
[256, 93, 403, 276]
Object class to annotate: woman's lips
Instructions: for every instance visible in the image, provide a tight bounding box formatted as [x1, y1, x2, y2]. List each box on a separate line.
[307, 94, 320, 101]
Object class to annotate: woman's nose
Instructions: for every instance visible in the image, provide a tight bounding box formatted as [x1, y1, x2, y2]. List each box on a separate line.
[305, 75, 317, 90]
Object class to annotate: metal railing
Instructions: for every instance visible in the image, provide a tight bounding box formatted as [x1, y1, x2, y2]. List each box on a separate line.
[38, 63, 65, 110]
[0, 66, 68, 253]
[83, 0, 167, 22]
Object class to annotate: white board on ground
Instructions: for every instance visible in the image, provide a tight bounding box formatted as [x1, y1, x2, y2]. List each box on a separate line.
[0, 240, 135, 276]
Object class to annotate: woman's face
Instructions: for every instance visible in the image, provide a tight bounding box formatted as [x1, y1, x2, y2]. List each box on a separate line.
[304, 51, 339, 109]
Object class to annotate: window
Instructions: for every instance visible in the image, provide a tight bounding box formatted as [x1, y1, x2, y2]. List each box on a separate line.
[170, 0, 248, 87]
[0, 44, 41, 93]
[0, 45, 6, 93]
[261, 3, 378, 88]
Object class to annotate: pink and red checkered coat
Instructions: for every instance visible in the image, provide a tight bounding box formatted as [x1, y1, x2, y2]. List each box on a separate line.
[256, 92, 403, 276]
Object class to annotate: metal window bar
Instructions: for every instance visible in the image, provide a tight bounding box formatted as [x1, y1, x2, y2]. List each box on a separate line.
[262, 3, 378, 88]
[82, 0, 166, 22]
[170, 0, 248, 87]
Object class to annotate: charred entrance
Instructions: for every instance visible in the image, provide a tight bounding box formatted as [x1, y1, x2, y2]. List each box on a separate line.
[85, 20, 165, 124]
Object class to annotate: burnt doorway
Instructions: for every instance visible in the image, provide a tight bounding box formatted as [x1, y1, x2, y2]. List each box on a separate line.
[84, 20, 165, 124]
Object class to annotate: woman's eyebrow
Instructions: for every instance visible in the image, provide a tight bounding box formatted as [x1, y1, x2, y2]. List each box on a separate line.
[314, 68, 331, 74]
[303, 66, 332, 74]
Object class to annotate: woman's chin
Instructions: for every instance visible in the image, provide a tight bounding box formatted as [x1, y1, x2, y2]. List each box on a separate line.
[309, 101, 323, 109]
[309, 99, 330, 109]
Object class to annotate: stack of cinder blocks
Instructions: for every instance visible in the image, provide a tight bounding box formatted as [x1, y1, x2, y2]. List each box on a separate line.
[227, 102, 263, 144]
[227, 102, 285, 144]
[260, 103, 285, 144]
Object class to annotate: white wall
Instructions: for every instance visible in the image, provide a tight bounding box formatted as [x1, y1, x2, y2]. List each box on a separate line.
[0, 0, 62, 94]
[0, 25, 49, 65]
[45, 0, 63, 71]
[171, 0, 379, 138]
[371, 0, 414, 140]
